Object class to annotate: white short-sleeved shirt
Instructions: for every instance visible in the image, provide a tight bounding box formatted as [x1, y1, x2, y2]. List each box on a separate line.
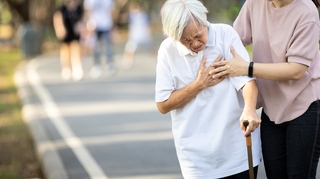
[83, 0, 114, 31]
[155, 23, 261, 179]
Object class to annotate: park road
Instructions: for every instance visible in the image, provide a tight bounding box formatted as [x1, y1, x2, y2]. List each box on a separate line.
[15, 48, 317, 179]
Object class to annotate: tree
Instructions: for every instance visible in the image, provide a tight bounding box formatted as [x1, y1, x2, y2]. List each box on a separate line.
[3, 0, 56, 25]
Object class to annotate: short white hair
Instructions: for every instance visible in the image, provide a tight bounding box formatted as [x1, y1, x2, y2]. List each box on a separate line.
[161, 0, 209, 41]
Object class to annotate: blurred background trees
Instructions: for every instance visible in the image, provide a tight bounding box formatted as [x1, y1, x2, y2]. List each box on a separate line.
[0, 0, 243, 56]
[0, 0, 242, 25]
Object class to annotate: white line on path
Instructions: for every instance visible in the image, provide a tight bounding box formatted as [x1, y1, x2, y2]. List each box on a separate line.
[26, 60, 109, 179]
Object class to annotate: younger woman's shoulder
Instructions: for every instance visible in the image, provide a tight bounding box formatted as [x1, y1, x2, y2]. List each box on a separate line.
[296, 0, 320, 22]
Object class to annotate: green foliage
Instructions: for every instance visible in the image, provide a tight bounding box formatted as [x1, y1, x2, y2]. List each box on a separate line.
[245, 45, 253, 58]
[228, 4, 241, 21]
[0, 10, 12, 24]
[0, 49, 43, 178]
[0, 2, 12, 24]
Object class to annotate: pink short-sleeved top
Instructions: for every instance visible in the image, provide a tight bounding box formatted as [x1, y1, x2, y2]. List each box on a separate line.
[234, 0, 320, 124]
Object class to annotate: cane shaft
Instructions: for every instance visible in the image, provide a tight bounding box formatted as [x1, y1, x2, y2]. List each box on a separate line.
[246, 134, 252, 146]
[243, 120, 254, 179]
[246, 144, 254, 179]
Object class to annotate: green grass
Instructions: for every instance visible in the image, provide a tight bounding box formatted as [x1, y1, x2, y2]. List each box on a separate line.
[0, 49, 43, 179]
[245, 45, 253, 59]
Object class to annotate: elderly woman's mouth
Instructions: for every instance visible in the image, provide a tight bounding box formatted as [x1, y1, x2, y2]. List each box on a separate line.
[192, 45, 203, 52]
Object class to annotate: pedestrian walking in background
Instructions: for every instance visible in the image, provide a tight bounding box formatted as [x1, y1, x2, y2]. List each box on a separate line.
[210, 0, 320, 178]
[121, 2, 152, 69]
[53, 0, 84, 81]
[83, 0, 116, 79]
[155, 0, 262, 178]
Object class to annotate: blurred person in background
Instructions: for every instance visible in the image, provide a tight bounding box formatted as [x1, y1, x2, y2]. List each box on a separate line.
[121, 1, 152, 69]
[155, 0, 262, 178]
[83, 0, 116, 78]
[53, 0, 84, 81]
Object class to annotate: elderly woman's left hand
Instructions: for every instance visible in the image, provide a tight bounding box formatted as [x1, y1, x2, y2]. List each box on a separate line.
[239, 110, 261, 137]
[196, 55, 226, 88]
[209, 46, 249, 79]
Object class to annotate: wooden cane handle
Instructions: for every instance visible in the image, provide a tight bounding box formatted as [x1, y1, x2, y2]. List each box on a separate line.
[243, 120, 249, 128]
[243, 120, 252, 146]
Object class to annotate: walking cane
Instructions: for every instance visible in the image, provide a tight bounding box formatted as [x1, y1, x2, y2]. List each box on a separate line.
[243, 120, 254, 179]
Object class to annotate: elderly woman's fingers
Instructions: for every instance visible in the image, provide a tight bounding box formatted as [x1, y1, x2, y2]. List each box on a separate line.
[207, 76, 224, 87]
[240, 115, 262, 136]
[250, 120, 261, 132]
[199, 56, 207, 70]
[242, 123, 254, 136]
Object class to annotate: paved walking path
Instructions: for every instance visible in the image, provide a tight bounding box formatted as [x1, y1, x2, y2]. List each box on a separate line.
[14, 48, 184, 179]
[14, 46, 320, 179]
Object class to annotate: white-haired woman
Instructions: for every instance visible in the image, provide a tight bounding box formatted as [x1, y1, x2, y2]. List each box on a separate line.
[155, 0, 262, 178]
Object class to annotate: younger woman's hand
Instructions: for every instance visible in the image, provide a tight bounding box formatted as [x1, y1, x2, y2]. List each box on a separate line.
[209, 46, 249, 79]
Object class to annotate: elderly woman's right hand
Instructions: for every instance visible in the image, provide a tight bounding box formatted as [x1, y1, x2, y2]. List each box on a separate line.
[196, 55, 225, 88]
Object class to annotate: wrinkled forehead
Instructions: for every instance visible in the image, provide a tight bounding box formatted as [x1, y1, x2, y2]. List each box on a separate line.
[182, 20, 204, 38]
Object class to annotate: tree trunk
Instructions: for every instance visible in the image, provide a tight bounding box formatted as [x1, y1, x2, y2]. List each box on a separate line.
[4, 0, 30, 22]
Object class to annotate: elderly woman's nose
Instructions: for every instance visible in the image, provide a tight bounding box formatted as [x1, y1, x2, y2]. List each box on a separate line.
[191, 39, 200, 45]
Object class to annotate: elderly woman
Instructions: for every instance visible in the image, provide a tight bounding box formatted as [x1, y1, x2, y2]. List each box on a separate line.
[155, 0, 262, 178]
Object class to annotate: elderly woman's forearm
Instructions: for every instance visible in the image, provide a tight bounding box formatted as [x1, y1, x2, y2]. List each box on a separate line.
[242, 80, 258, 112]
[156, 81, 204, 114]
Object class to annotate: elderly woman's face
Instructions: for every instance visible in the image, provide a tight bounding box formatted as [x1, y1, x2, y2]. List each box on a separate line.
[180, 20, 208, 53]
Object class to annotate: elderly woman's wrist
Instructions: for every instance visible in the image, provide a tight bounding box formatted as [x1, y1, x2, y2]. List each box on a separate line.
[192, 80, 205, 92]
